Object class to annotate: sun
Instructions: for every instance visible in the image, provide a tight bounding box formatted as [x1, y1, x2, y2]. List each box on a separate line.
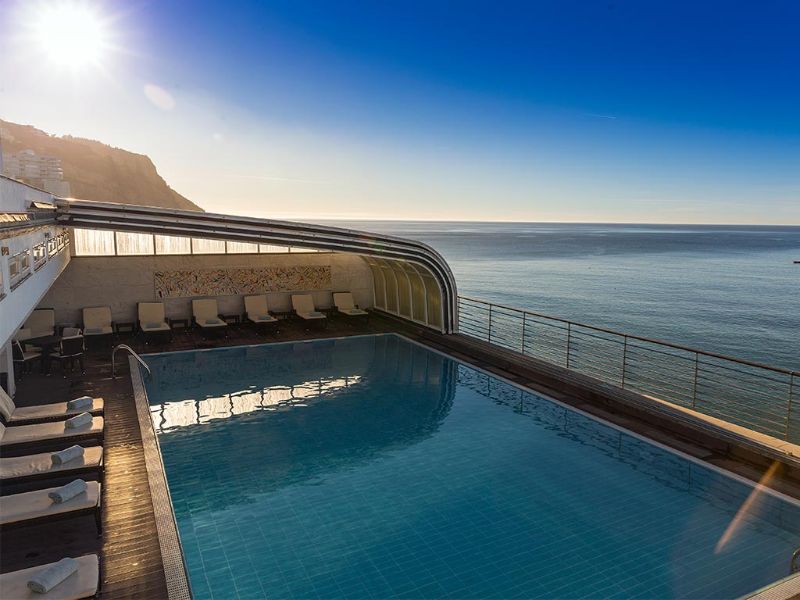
[33, 1, 111, 69]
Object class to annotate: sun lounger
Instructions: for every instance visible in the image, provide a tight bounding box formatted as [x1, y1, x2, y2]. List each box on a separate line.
[82, 308, 114, 348]
[0, 554, 99, 600]
[291, 295, 327, 322]
[333, 292, 369, 317]
[192, 299, 228, 334]
[0, 447, 104, 486]
[0, 480, 102, 533]
[0, 418, 104, 450]
[244, 295, 278, 328]
[16, 309, 56, 342]
[0, 386, 103, 425]
[138, 302, 172, 341]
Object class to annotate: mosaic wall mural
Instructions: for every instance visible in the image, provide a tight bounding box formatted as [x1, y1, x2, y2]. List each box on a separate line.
[154, 266, 332, 299]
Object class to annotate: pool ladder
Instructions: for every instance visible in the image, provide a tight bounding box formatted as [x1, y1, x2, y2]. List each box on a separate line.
[791, 547, 800, 574]
[112, 344, 151, 379]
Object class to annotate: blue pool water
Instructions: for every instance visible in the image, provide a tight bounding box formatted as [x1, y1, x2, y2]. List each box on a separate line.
[144, 335, 800, 599]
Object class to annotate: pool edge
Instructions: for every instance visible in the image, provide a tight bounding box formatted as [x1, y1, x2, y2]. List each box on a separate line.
[130, 354, 193, 600]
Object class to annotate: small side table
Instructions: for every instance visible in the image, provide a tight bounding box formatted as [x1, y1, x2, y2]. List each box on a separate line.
[169, 318, 190, 332]
[116, 322, 136, 335]
[220, 313, 241, 325]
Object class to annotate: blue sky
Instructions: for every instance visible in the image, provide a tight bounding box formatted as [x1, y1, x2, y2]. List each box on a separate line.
[1, 0, 798, 222]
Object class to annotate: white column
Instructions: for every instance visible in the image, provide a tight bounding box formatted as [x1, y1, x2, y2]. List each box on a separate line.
[0, 340, 15, 397]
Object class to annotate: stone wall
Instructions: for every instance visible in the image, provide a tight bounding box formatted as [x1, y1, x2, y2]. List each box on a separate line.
[38, 252, 374, 326]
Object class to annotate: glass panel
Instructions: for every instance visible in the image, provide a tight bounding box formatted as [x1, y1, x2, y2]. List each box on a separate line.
[369, 264, 386, 309]
[393, 263, 412, 318]
[381, 264, 398, 313]
[155, 235, 191, 255]
[191, 238, 226, 254]
[423, 273, 442, 328]
[72, 228, 115, 256]
[226, 241, 259, 254]
[116, 232, 155, 255]
[259, 244, 290, 253]
[289, 247, 319, 253]
[403, 265, 426, 322]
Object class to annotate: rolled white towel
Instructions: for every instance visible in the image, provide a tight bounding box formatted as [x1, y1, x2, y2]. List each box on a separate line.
[65, 412, 92, 429]
[27, 557, 79, 594]
[51, 445, 85, 465]
[48, 479, 87, 504]
[67, 396, 93, 411]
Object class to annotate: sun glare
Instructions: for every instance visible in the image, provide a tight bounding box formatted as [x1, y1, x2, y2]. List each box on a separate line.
[33, 2, 110, 69]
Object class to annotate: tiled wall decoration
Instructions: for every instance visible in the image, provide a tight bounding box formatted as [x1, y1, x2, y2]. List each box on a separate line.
[154, 266, 332, 299]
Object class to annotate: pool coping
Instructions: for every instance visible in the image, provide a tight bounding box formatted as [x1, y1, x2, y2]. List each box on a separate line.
[129, 355, 193, 600]
[131, 333, 800, 600]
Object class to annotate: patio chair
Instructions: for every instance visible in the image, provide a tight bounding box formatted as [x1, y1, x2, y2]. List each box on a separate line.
[12, 340, 42, 376]
[333, 292, 369, 317]
[1, 446, 104, 486]
[49, 335, 86, 376]
[0, 418, 104, 451]
[291, 294, 327, 325]
[82, 307, 114, 348]
[244, 295, 278, 331]
[192, 299, 228, 337]
[16, 308, 56, 342]
[138, 302, 172, 342]
[0, 480, 102, 534]
[0, 386, 102, 426]
[0, 554, 99, 600]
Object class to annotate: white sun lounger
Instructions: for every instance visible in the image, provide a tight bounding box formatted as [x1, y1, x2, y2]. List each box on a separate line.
[291, 295, 327, 321]
[333, 292, 368, 316]
[244, 295, 278, 325]
[0, 554, 99, 600]
[0, 481, 101, 532]
[138, 302, 172, 339]
[16, 309, 56, 341]
[1, 447, 104, 485]
[82, 307, 114, 337]
[192, 299, 228, 330]
[0, 418, 104, 450]
[0, 386, 103, 425]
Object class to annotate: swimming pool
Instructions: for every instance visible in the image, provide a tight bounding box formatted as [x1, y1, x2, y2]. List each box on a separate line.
[142, 334, 800, 599]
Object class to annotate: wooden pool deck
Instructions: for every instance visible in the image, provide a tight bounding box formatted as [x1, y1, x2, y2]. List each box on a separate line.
[3, 312, 799, 599]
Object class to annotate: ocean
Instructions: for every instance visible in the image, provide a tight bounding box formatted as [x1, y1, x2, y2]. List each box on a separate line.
[323, 222, 800, 371]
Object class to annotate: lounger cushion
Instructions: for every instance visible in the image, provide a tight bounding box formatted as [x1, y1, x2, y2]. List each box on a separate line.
[0, 554, 99, 600]
[84, 326, 113, 336]
[249, 314, 277, 323]
[0, 447, 103, 481]
[0, 481, 100, 525]
[298, 311, 326, 320]
[7, 398, 104, 423]
[0, 418, 104, 447]
[142, 322, 170, 331]
[340, 308, 368, 316]
[200, 319, 227, 328]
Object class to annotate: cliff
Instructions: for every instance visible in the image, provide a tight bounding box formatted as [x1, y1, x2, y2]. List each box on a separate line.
[0, 119, 202, 211]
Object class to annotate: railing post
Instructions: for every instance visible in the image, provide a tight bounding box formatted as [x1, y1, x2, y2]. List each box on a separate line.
[621, 335, 628, 388]
[691, 352, 699, 409]
[521, 312, 527, 355]
[565, 323, 572, 369]
[787, 373, 796, 440]
[487, 304, 493, 344]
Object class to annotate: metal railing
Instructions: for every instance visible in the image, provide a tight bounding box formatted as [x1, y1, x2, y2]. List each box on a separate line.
[112, 344, 151, 379]
[458, 296, 799, 443]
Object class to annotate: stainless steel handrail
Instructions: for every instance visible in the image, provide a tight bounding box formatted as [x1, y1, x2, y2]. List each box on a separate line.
[791, 547, 800, 573]
[459, 295, 797, 376]
[457, 295, 799, 442]
[112, 344, 151, 379]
